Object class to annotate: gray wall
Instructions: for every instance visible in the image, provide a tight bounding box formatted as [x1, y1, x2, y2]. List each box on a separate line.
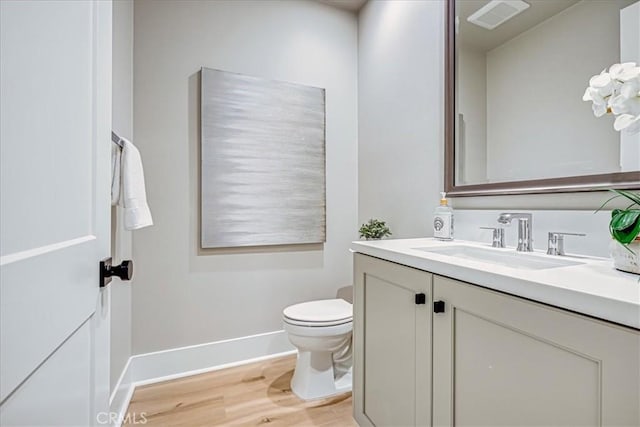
[458, 44, 487, 185]
[357, 0, 628, 216]
[453, 5, 634, 214]
[132, 0, 358, 354]
[128, 0, 627, 357]
[358, 0, 444, 239]
[486, 0, 621, 182]
[110, 0, 133, 391]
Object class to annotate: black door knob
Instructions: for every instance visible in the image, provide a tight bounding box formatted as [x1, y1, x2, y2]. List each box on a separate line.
[111, 260, 133, 281]
[100, 258, 134, 287]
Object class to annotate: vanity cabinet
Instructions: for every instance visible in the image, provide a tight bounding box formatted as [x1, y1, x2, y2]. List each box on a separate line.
[353, 254, 640, 427]
[432, 275, 640, 426]
[353, 254, 432, 427]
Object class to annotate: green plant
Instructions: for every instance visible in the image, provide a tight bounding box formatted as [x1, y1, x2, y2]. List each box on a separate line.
[596, 189, 640, 248]
[359, 219, 392, 240]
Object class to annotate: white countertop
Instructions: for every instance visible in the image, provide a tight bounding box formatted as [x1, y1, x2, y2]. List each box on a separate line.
[351, 238, 640, 330]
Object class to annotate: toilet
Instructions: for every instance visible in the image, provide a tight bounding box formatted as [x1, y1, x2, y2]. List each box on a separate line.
[282, 299, 353, 400]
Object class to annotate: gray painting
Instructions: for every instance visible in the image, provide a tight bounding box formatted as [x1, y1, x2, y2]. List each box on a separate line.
[201, 68, 326, 248]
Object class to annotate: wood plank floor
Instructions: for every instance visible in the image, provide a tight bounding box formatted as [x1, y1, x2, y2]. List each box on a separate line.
[124, 355, 357, 426]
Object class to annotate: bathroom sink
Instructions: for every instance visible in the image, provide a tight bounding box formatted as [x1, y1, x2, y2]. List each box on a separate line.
[412, 245, 584, 271]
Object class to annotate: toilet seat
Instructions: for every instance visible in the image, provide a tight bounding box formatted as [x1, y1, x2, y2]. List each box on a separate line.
[284, 318, 352, 327]
[283, 299, 352, 327]
[283, 320, 352, 338]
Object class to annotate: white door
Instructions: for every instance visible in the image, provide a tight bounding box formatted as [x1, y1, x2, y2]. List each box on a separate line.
[0, 1, 112, 426]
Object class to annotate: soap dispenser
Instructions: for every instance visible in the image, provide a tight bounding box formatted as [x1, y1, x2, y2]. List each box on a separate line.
[433, 192, 454, 240]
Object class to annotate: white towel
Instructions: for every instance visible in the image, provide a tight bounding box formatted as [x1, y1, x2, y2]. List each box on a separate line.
[111, 143, 121, 206]
[112, 138, 153, 230]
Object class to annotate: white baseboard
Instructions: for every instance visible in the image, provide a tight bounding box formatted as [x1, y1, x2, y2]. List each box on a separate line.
[109, 330, 295, 426]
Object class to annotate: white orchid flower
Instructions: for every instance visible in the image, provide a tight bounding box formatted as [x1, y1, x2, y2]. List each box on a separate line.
[620, 77, 640, 100]
[584, 62, 640, 134]
[588, 70, 615, 97]
[582, 87, 596, 102]
[609, 62, 638, 81]
[582, 86, 605, 102]
[613, 113, 640, 134]
[584, 87, 608, 116]
[592, 100, 608, 117]
[608, 94, 629, 115]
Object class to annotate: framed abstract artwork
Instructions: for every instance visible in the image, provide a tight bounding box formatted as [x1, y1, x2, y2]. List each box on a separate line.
[201, 68, 326, 248]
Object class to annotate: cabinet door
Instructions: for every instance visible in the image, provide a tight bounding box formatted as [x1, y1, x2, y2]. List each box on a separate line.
[433, 275, 640, 427]
[353, 254, 432, 427]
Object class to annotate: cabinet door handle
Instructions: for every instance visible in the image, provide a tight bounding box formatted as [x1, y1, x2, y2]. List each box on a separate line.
[434, 300, 445, 313]
[415, 293, 426, 305]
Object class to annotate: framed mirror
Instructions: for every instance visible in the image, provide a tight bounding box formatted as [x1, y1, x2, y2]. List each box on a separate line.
[445, 0, 640, 196]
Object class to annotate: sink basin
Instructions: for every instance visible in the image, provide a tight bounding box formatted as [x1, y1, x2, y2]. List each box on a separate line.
[412, 245, 583, 271]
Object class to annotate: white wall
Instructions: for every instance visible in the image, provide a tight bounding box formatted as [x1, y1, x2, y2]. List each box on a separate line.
[485, 0, 621, 182]
[110, 0, 133, 392]
[132, 0, 358, 353]
[358, 0, 444, 239]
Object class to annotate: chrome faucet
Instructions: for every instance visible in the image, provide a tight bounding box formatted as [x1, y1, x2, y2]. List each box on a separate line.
[497, 213, 533, 252]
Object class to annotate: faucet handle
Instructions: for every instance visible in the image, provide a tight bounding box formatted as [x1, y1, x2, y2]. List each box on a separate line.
[480, 227, 505, 248]
[547, 232, 586, 256]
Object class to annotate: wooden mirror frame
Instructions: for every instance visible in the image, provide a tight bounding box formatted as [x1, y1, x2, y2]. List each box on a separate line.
[444, 0, 640, 197]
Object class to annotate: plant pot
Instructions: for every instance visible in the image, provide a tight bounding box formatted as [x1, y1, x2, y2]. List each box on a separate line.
[610, 238, 640, 275]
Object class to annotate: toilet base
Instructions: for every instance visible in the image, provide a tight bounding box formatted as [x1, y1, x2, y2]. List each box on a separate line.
[290, 350, 352, 401]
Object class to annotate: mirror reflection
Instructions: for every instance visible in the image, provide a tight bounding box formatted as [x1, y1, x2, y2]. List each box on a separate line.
[455, 0, 640, 186]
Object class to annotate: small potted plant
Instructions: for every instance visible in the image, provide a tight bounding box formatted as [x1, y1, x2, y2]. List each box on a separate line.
[597, 189, 640, 275]
[359, 219, 392, 240]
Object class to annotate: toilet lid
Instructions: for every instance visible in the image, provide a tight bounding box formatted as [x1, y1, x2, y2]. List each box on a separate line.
[283, 299, 352, 324]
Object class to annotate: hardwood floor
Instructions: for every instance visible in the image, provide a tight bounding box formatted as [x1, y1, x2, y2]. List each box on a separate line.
[124, 355, 357, 426]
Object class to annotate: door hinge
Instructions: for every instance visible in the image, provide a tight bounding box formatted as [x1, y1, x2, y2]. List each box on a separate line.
[434, 300, 445, 313]
[415, 293, 426, 305]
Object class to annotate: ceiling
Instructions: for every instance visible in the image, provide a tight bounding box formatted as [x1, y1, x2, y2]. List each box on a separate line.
[458, 0, 581, 52]
[316, 0, 367, 13]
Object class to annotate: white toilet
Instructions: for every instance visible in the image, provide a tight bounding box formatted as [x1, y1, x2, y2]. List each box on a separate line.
[282, 298, 353, 400]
